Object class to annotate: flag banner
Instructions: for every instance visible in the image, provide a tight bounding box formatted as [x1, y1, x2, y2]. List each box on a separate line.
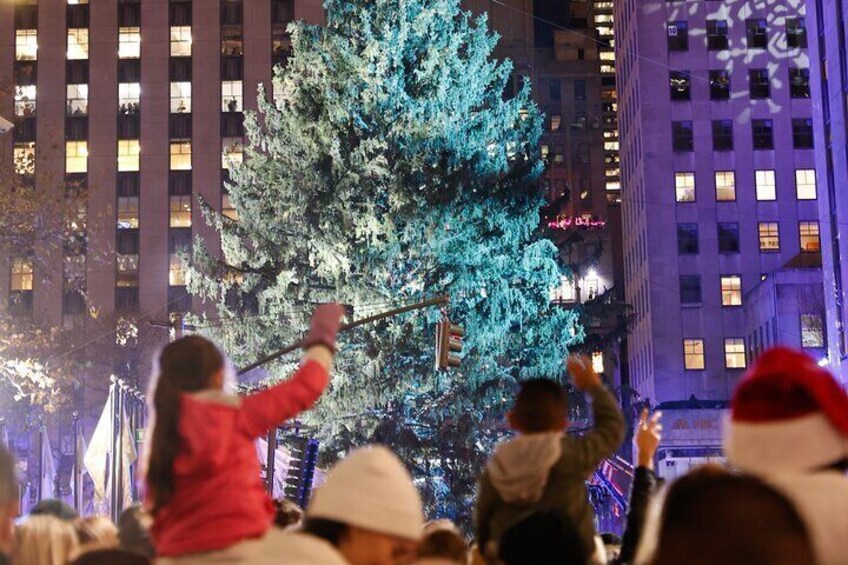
[85, 386, 114, 514]
[39, 425, 55, 501]
[255, 437, 293, 499]
[71, 419, 87, 512]
[121, 404, 138, 508]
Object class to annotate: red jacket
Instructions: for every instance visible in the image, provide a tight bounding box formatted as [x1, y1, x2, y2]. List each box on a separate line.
[150, 360, 329, 557]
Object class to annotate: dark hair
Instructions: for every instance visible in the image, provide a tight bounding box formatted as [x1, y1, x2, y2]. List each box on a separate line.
[146, 336, 224, 514]
[499, 510, 588, 565]
[302, 518, 350, 547]
[117, 506, 154, 559]
[0, 445, 17, 507]
[30, 499, 78, 521]
[512, 379, 567, 432]
[417, 529, 468, 562]
[273, 498, 303, 529]
[70, 549, 151, 565]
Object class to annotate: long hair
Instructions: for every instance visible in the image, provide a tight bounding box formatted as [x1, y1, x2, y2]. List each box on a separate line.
[13, 515, 79, 565]
[145, 335, 224, 514]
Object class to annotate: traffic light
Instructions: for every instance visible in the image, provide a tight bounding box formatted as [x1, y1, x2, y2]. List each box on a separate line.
[435, 319, 464, 369]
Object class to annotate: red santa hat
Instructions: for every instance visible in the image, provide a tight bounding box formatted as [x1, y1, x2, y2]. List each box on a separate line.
[723, 347, 848, 474]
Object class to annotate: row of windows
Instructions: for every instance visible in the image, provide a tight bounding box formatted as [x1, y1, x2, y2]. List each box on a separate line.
[670, 68, 810, 101]
[677, 221, 821, 256]
[674, 169, 818, 203]
[667, 18, 806, 52]
[672, 119, 814, 152]
[13, 26, 191, 62]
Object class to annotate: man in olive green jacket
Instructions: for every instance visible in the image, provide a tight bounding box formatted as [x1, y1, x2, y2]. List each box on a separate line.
[475, 356, 626, 561]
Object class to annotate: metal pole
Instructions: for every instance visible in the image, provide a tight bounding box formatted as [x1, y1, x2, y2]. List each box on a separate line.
[265, 428, 277, 495]
[73, 412, 82, 513]
[36, 420, 43, 502]
[109, 378, 119, 521]
[116, 382, 126, 518]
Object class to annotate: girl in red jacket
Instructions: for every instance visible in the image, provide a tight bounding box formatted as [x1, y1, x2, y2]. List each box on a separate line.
[144, 304, 345, 563]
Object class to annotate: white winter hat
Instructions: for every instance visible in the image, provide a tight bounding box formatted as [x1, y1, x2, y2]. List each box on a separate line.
[307, 445, 425, 541]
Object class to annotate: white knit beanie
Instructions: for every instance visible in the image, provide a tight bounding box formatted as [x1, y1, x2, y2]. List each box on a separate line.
[307, 446, 425, 541]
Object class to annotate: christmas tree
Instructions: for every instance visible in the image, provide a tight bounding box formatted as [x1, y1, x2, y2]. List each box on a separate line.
[187, 0, 582, 522]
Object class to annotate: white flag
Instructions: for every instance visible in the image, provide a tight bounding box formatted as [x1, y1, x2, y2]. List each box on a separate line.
[39, 425, 55, 501]
[0, 420, 8, 449]
[85, 387, 114, 513]
[121, 407, 138, 508]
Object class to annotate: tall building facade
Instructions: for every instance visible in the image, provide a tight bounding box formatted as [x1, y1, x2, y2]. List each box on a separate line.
[616, 0, 824, 403]
[808, 0, 848, 383]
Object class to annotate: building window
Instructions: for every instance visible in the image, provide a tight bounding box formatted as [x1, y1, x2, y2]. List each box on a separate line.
[117, 196, 139, 229]
[667, 21, 688, 51]
[752, 119, 774, 150]
[721, 275, 742, 306]
[672, 121, 693, 152]
[119, 26, 141, 59]
[801, 314, 824, 348]
[718, 223, 740, 254]
[675, 172, 695, 202]
[755, 170, 776, 201]
[669, 71, 690, 101]
[792, 119, 814, 149]
[715, 171, 736, 201]
[707, 19, 729, 50]
[14, 85, 36, 117]
[67, 28, 89, 60]
[677, 224, 699, 254]
[786, 18, 807, 48]
[14, 142, 36, 176]
[170, 26, 192, 57]
[799, 221, 820, 252]
[551, 275, 577, 303]
[222, 138, 243, 169]
[169, 195, 192, 228]
[680, 275, 702, 305]
[170, 82, 191, 113]
[119, 82, 141, 113]
[169, 254, 187, 286]
[712, 120, 733, 151]
[749, 69, 770, 99]
[170, 141, 192, 170]
[795, 169, 816, 200]
[746, 19, 767, 49]
[550, 115, 561, 131]
[758, 222, 780, 252]
[709, 70, 730, 100]
[222, 81, 243, 112]
[222, 193, 238, 221]
[66, 84, 88, 116]
[117, 140, 140, 172]
[16, 30, 37, 61]
[683, 339, 705, 370]
[65, 141, 88, 173]
[725, 338, 747, 369]
[790, 68, 810, 98]
[10, 258, 34, 291]
[549, 79, 561, 102]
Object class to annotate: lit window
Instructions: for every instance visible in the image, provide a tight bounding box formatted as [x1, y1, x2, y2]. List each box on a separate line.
[170, 141, 192, 170]
[551, 275, 577, 303]
[222, 81, 243, 112]
[758, 222, 780, 251]
[170, 82, 191, 113]
[117, 140, 140, 172]
[16, 30, 37, 61]
[119, 83, 141, 113]
[724, 338, 747, 369]
[222, 138, 243, 169]
[684, 339, 705, 370]
[169, 254, 187, 286]
[10, 258, 34, 291]
[675, 172, 695, 202]
[715, 171, 736, 201]
[801, 314, 824, 348]
[592, 352, 604, 374]
[755, 170, 776, 201]
[222, 193, 238, 221]
[117, 253, 139, 274]
[67, 84, 88, 115]
[584, 273, 600, 300]
[14, 85, 36, 117]
[67, 29, 89, 60]
[117, 196, 139, 229]
[169, 195, 192, 228]
[170, 26, 192, 57]
[799, 221, 821, 252]
[551, 115, 562, 131]
[67, 0, 89, 4]
[119, 27, 141, 59]
[14, 142, 35, 175]
[65, 141, 88, 173]
[721, 275, 742, 306]
[795, 169, 817, 200]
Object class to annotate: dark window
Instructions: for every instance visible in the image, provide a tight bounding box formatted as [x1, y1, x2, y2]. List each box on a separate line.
[710, 70, 730, 100]
[221, 113, 244, 137]
[746, 19, 768, 49]
[712, 120, 733, 151]
[168, 285, 192, 312]
[752, 119, 774, 150]
[222, 56, 243, 80]
[787, 18, 807, 48]
[169, 1, 192, 25]
[749, 69, 770, 99]
[549, 79, 561, 102]
[680, 275, 702, 305]
[672, 121, 694, 152]
[790, 68, 810, 98]
[169, 171, 192, 194]
[115, 286, 139, 313]
[118, 2, 141, 26]
[63, 291, 86, 316]
[169, 229, 192, 253]
[66, 117, 88, 141]
[678, 223, 699, 254]
[66, 4, 89, 27]
[118, 114, 140, 139]
[793, 118, 814, 149]
[117, 172, 140, 196]
[222, 27, 244, 57]
[169, 58, 192, 81]
[13, 118, 36, 142]
[271, 0, 294, 24]
[670, 71, 690, 100]
[221, 1, 243, 25]
[707, 20, 728, 50]
[9, 291, 33, 318]
[574, 80, 586, 101]
[116, 229, 139, 254]
[169, 114, 192, 138]
[118, 60, 141, 82]
[667, 21, 688, 51]
[15, 61, 37, 86]
[718, 223, 741, 253]
[14, 5, 38, 29]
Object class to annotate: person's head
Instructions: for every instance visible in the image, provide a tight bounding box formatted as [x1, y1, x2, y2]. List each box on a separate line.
[417, 521, 467, 563]
[0, 445, 18, 555]
[498, 510, 588, 565]
[70, 548, 151, 565]
[117, 506, 154, 559]
[13, 515, 79, 565]
[146, 335, 225, 513]
[273, 498, 304, 529]
[650, 465, 814, 565]
[305, 446, 424, 565]
[73, 515, 118, 548]
[30, 499, 78, 521]
[508, 379, 567, 434]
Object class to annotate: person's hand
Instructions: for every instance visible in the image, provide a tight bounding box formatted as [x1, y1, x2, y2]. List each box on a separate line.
[567, 354, 602, 391]
[635, 408, 662, 470]
[303, 303, 346, 353]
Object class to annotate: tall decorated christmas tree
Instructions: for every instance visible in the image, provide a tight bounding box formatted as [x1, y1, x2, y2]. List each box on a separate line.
[187, 0, 583, 522]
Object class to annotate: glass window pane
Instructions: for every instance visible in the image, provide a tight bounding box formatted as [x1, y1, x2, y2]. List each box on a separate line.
[14, 85, 36, 117]
[721, 275, 742, 306]
[16, 30, 38, 61]
[222, 80, 243, 112]
[715, 171, 736, 201]
[67, 84, 88, 115]
[118, 140, 140, 172]
[755, 170, 776, 201]
[67, 28, 89, 60]
[170, 141, 192, 170]
[170, 82, 191, 113]
[724, 338, 747, 369]
[684, 339, 705, 370]
[170, 26, 192, 57]
[119, 26, 141, 59]
[65, 141, 88, 173]
[795, 169, 817, 200]
[675, 172, 695, 202]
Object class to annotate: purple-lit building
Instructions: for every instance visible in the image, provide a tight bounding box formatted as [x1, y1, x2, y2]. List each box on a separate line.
[615, 0, 824, 405]
[808, 0, 848, 383]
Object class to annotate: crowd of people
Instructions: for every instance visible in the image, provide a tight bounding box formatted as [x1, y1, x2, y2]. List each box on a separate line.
[0, 304, 846, 564]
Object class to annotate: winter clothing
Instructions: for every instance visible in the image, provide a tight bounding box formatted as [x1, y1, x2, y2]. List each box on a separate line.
[302, 304, 346, 352]
[307, 446, 425, 541]
[615, 466, 656, 565]
[150, 360, 329, 557]
[156, 528, 303, 565]
[475, 383, 625, 559]
[265, 532, 349, 565]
